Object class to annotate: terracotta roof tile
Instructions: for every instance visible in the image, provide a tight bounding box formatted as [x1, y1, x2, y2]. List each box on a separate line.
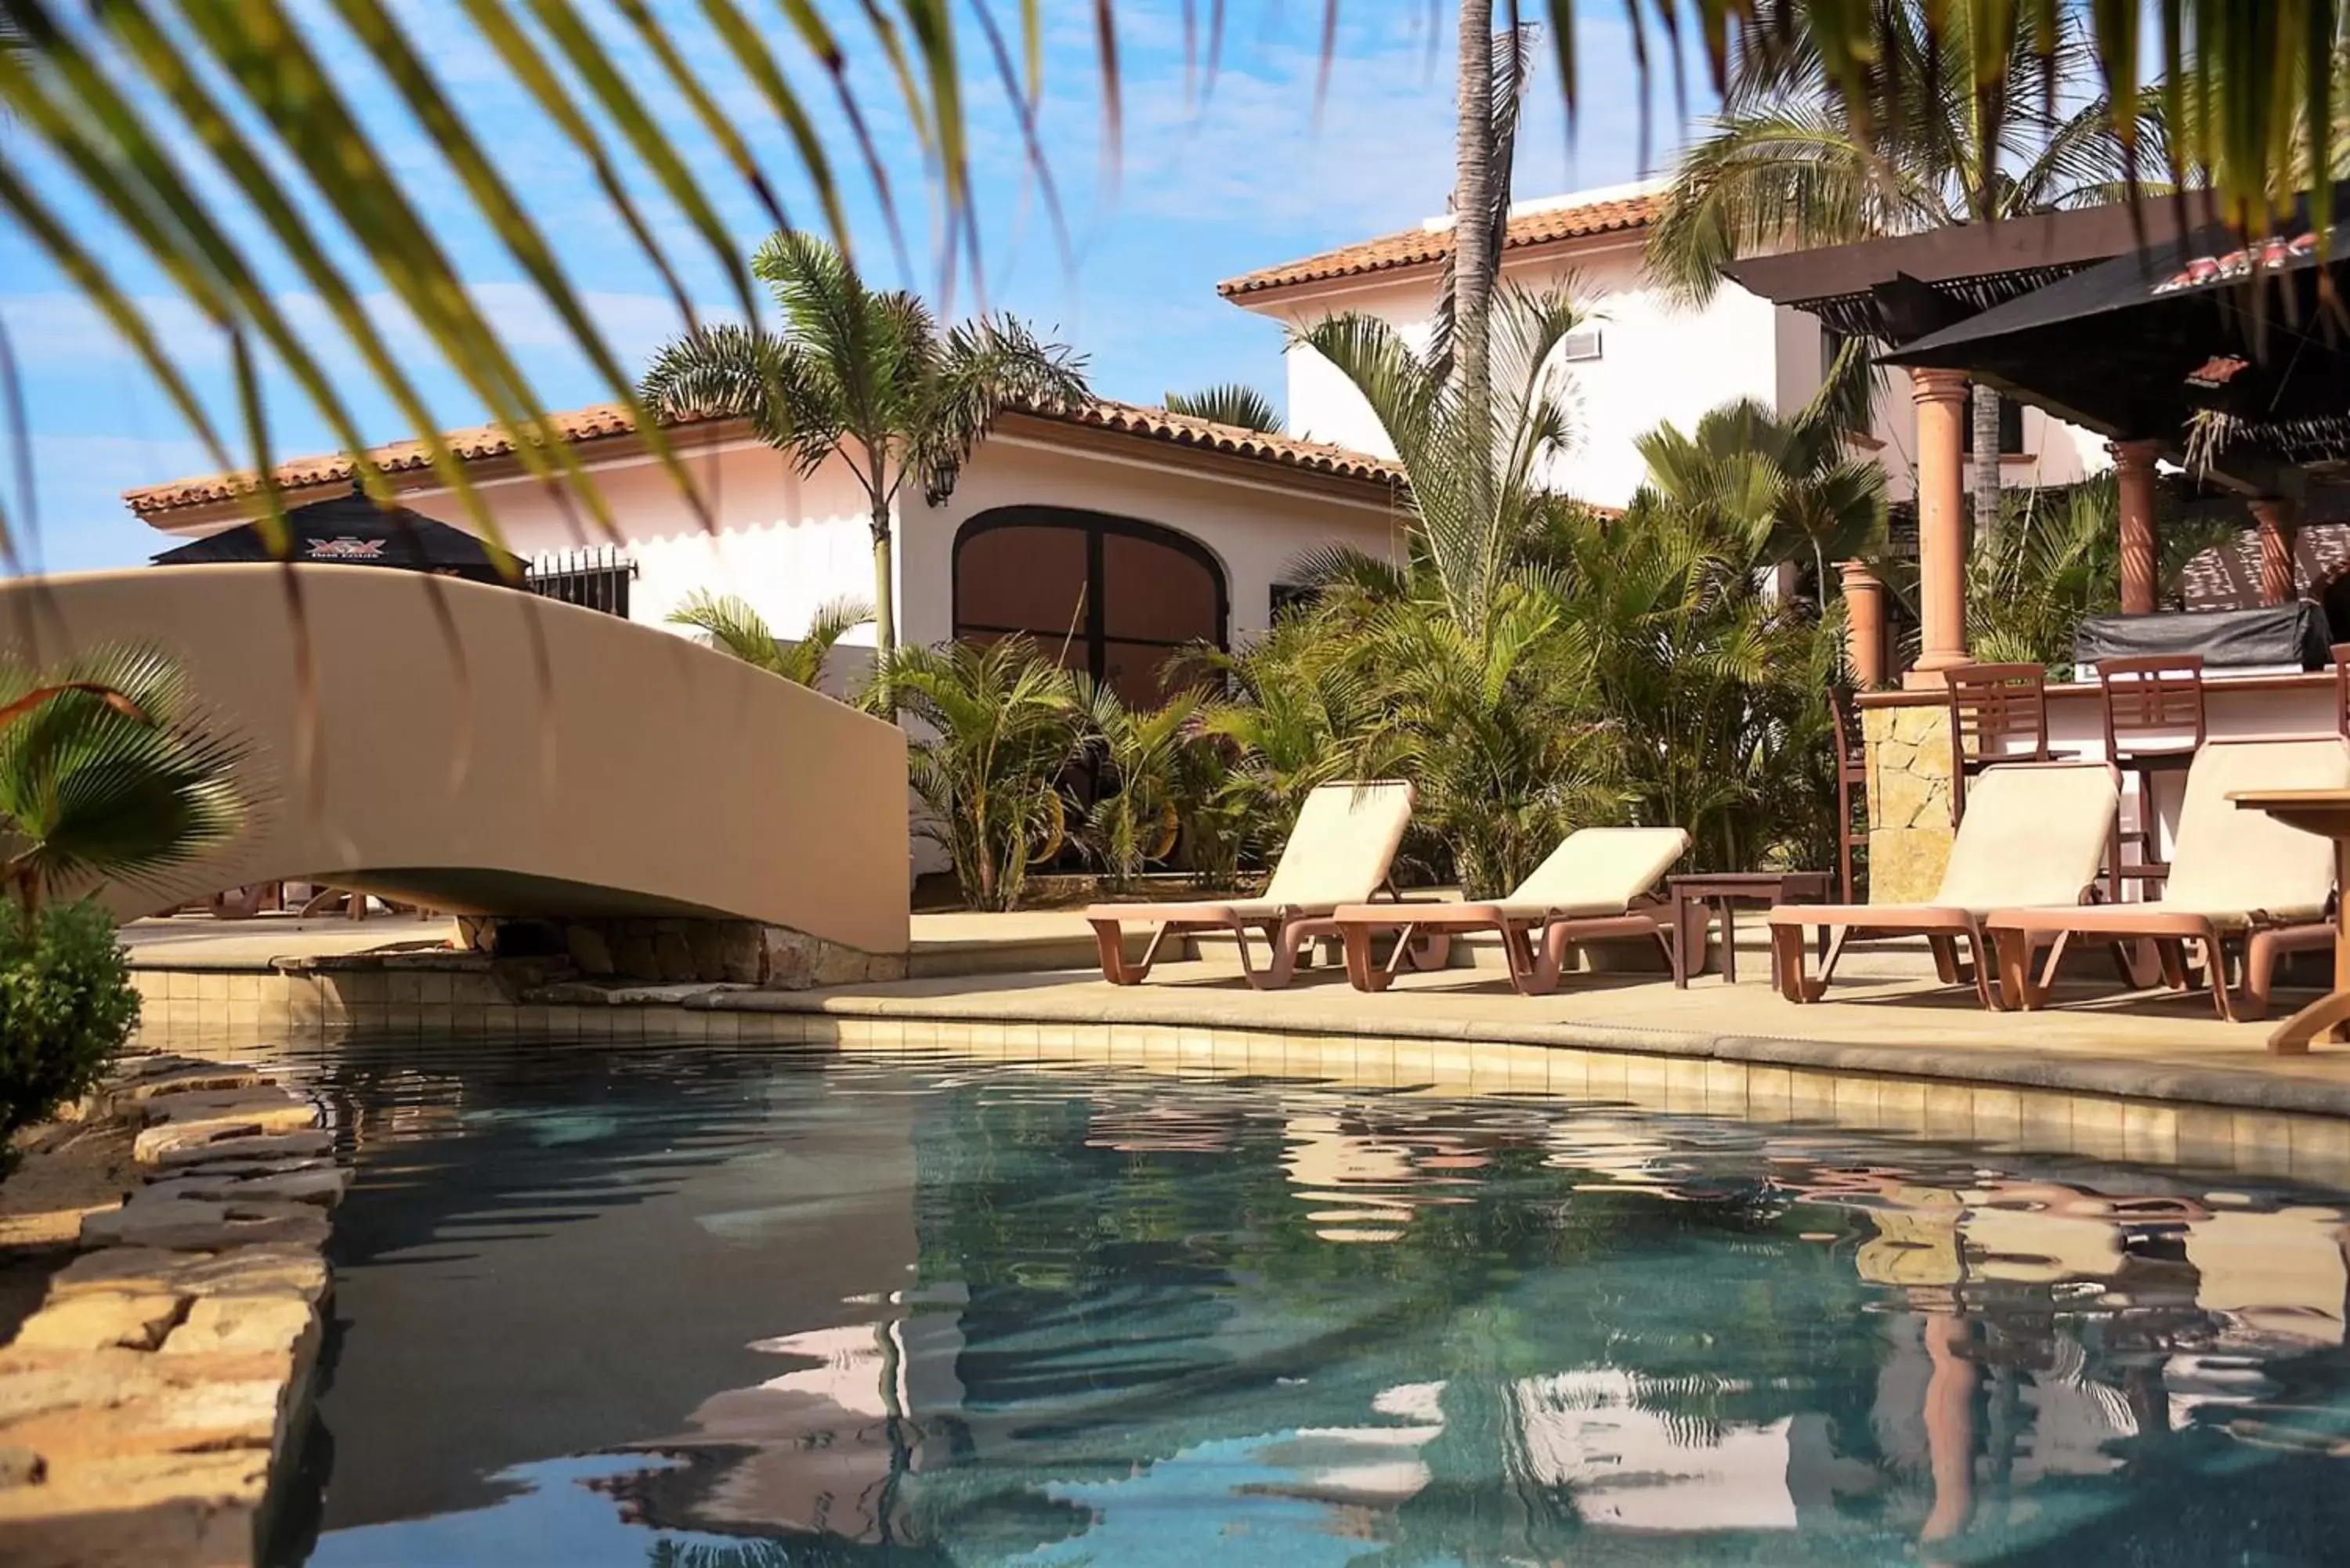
[123, 398, 1402, 516]
[1218, 193, 1661, 299]
[1033, 399, 1403, 485]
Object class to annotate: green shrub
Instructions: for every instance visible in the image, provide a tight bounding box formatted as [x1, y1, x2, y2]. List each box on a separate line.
[0, 898, 139, 1168]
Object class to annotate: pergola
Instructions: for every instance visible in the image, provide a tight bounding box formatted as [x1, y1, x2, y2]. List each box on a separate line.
[1723, 192, 2349, 688]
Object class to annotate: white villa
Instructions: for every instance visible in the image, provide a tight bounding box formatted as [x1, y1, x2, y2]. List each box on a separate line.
[1223, 179, 2110, 511]
[128, 183, 2117, 700]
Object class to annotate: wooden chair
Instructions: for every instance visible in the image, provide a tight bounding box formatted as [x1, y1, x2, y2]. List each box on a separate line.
[1944, 663, 2068, 825]
[2097, 654, 2205, 898]
[1828, 687, 1869, 905]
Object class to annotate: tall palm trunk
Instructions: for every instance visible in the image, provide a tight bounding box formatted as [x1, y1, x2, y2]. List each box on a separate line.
[1452, 0, 1497, 444]
[1971, 381, 2002, 547]
[870, 497, 897, 716]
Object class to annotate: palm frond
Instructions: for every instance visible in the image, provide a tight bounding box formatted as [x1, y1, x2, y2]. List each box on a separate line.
[1162, 384, 1282, 433]
[0, 644, 252, 906]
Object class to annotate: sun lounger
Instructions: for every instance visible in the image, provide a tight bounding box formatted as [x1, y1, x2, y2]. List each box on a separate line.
[1987, 736, 2350, 1021]
[1328, 826, 1690, 995]
[1085, 780, 1415, 988]
[1765, 761, 2120, 1009]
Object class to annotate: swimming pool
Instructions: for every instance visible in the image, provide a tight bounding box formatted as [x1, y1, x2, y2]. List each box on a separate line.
[266, 1036, 2350, 1566]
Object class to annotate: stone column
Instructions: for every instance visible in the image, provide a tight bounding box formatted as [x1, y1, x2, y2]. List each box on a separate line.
[1907, 368, 1972, 685]
[1838, 558, 1889, 689]
[2109, 439, 2163, 615]
[2251, 497, 2301, 605]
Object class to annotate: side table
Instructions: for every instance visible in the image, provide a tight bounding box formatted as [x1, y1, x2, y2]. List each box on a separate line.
[1668, 871, 1835, 987]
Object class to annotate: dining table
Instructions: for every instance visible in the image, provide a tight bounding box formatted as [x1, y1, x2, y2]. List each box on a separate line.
[2231, 788, 2350, 1053]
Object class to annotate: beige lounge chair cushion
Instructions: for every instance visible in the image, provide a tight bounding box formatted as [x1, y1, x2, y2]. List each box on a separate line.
[1932, 761, 2120, 916]
[1088, 780, 1414, 926]
[1484, 826, 1691, 919]
[2146, 736, 2350, 924]
[1258, 780, 1416, 910]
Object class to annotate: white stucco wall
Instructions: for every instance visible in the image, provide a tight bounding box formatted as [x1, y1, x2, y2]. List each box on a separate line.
[1260, 234, 1789, 510]
[150, 424, 1405, 660]
[1243, 197, 2116, 511]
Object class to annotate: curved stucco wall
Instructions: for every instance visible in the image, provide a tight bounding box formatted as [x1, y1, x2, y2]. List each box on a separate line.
[0, 565, 909, 952]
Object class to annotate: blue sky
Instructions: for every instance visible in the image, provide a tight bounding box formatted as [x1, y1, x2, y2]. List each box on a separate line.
[1, 2, 1709, 573]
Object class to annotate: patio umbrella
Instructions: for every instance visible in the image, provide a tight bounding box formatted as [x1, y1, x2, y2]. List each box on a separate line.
[1879, 204, 2350, 461]
[151, 490, 526, 583]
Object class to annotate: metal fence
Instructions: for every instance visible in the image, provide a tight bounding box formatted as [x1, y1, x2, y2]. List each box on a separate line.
[526, 544, 636, 617]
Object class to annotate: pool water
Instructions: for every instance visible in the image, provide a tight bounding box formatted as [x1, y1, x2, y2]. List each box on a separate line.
[263, 1038, 2350, 1566]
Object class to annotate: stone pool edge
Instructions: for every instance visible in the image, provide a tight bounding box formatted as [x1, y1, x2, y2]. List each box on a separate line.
[0, 1053, 348, 1568]
[121, 951, 2350, 1121]
[710, 987, 2350, 1118]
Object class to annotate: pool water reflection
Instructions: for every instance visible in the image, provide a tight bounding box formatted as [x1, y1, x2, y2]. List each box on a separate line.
[271, 1039, 2350, 1566]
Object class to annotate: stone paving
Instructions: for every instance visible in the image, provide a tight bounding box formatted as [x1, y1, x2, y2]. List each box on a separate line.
[0, 1053, 342, 1568]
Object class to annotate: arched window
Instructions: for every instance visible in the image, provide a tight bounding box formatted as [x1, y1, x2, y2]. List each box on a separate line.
[954, 508, 1228, 706]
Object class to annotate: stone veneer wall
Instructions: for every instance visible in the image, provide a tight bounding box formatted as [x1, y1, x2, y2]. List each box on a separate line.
[0, 1053, 345, 1566]
[1861, 703, 1958, 905]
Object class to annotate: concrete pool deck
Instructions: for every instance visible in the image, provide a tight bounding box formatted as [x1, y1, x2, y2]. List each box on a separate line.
[115, 911, 2350, 1123]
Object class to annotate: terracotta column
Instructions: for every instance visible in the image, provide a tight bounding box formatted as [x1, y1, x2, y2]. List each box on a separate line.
[2109, 439, 2163, 615]
[2251, 497, 2301, 605]
[1907, 368, 1972, 685]
[1838, 558, 1889, 689]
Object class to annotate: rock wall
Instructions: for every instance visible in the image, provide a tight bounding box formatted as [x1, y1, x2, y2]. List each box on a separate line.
[0, 1053, 345, 1567]
[1862, 703, 1958, 905]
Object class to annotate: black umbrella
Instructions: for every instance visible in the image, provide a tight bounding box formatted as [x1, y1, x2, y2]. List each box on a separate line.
[151, 490, 526, 583]
[1879, 200, 2350, 460]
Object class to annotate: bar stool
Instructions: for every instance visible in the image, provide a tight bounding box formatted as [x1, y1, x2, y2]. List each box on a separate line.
[2096, 653, 2205, 898]
[1828, 687, 1869, 904]
[1944, 663, 2070, 825]
[2334, 643, 2350, 738]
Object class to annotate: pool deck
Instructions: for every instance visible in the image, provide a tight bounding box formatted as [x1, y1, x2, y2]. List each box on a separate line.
[118, 912, 2350, 1119]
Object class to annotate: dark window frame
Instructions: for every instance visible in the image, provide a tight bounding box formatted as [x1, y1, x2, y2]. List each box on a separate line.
[953, 507, 1231, 693]
[1961, 394, 2029, 457]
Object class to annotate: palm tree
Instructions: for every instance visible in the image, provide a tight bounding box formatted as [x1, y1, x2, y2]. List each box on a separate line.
[1293, 284, 1589, 637]
[876, 636, 1079, 912]
[664, 590, 872, 690]
[639, 232, 1089, 710]
[1268, 287, 1623, 894]
[1072, 679, 1206, 893]
[1162, 384, 1281, 432]
[1634, 368, 1889, 603]
[1646, 1, 2164, 539]
[1960, 476, 2231, 674]
[0, 645, 248, 913]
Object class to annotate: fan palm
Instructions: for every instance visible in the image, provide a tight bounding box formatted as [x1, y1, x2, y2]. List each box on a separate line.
[0, 645, 248, 912]
[639, 232, 1090, 710]
[1162, 385, 1281, 433]
[877, 636, 1079, 912]
[665, 590, 872, 691]
[1647, 0, 2167, 536]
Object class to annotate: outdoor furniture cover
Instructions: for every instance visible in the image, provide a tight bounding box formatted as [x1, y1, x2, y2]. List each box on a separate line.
[1987, 736, 2350, 1021]
[152, 491, 527, 583]
[1084, 780, 1415, 989]
[1329, 826, 1691, 996]
[1765, 761, 2120, 1009]
[2075, 603, 2330, 674]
